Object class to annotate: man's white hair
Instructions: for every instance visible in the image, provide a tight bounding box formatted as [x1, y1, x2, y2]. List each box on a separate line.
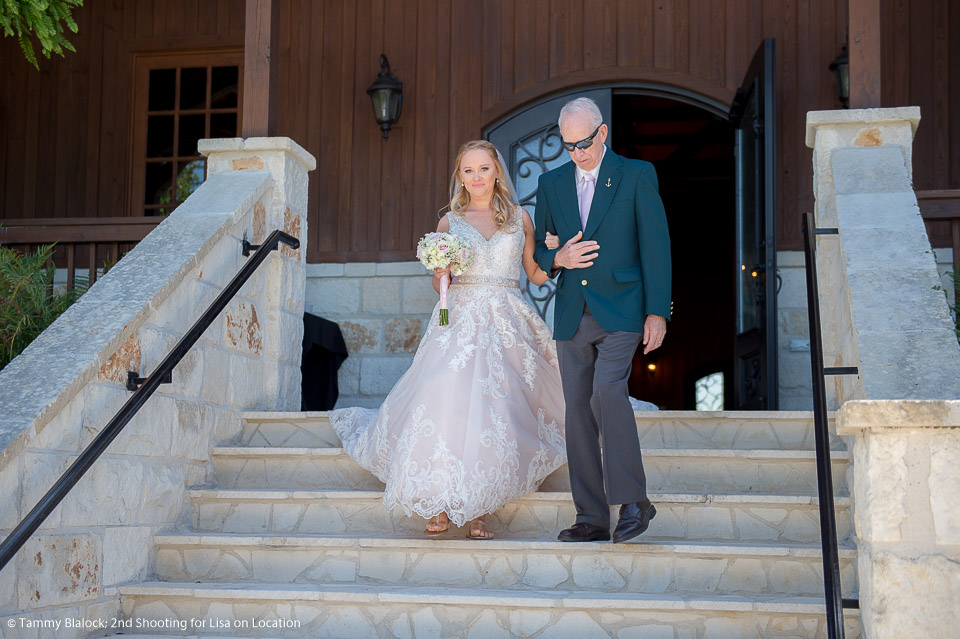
[558, 97, 603, 129]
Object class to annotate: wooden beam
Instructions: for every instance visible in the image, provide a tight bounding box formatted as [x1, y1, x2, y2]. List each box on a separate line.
[242, 0, 279, 137]
[917, 190, 960, 220]
[0, 217, 163, 244]
[849, 0, 882, 108]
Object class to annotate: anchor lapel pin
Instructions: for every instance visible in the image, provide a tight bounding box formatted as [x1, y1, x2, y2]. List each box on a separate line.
[605, 177, 612, 187]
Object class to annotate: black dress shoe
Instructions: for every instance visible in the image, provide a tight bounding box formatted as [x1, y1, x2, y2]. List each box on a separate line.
[612, 500, 657, 543]
[557, 522, 611, 542]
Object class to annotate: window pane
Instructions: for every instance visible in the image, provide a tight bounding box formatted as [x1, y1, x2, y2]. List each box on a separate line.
[146, 115, 174, 157]
[148, 69, 175, 111]
[180, 67, 208, 110]
[695, 372, 724, 411]
[144, 162, 173, 205]
[178, 114, 206, 157]
[210, 66, 239, 108]
[210, 112, 238, 139]
[174, 160, 205, 202]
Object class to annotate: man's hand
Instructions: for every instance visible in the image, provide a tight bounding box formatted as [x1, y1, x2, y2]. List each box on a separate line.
[552, 231, 599, 270]
[642, 314, 667, 355]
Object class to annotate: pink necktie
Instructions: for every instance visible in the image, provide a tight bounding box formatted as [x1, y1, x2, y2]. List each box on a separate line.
[579, 174, 595, 230]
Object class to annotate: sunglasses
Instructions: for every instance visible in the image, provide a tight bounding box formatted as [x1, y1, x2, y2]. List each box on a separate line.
[560, 125, 602, 152]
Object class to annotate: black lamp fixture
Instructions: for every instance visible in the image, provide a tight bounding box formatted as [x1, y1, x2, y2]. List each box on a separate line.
[829, 45, 850, 108]
[367, 54, 403, 140]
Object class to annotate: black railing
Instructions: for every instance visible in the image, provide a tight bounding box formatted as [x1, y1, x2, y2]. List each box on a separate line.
[0, 229, 299, 572]
[801, 213, 859, 639]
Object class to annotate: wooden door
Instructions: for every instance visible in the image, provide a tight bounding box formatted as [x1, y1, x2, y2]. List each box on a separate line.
[730, 39, 778, 410]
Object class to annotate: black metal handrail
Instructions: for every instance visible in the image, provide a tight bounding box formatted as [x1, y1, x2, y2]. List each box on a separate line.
[0, 229, 299, 572]
[801, 212, 859, 639]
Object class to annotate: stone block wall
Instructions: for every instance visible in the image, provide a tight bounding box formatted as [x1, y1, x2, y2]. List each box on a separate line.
[806, 108, 960, 637]
[777, 251, 813, 410]
[806, 108, 960, 403]
[775, 250, 955, 413]
[306, 262, 436, 409]
[772, 248, 956, 411]
[310, 252, 818, 412]
[837, 400, 960, 639]
[0, 138, 314, 637]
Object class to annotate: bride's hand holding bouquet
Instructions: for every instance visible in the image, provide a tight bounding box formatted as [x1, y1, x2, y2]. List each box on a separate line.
[417, 232, 471, 325]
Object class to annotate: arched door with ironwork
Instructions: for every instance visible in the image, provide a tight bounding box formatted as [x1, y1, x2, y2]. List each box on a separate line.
[484, 78, 777, 410]
[485, 90, 612, 330]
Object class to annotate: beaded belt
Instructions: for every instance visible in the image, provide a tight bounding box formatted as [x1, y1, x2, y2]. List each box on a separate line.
[452, 276, 520, 289]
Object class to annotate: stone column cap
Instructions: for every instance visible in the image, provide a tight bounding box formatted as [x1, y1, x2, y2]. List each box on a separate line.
[805, 107, 921, 148]
[837, 399, 960, 433]
[198, 137, 317, 171]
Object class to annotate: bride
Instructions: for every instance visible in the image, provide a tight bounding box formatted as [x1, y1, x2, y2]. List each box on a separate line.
[330, 140, 566, 539]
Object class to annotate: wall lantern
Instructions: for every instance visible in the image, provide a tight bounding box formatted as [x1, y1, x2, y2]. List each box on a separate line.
[828, 45, 850, 109]
[367, 54, 403, 140]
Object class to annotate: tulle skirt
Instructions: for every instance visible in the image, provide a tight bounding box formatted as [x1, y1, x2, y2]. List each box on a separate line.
[330, 283, 566, 526]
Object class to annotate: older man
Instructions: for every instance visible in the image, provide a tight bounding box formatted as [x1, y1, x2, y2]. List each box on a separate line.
[534, 97, 671, 543]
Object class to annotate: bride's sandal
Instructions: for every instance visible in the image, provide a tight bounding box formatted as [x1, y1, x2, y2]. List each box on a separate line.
[425, 514, 449, 537]
[467, 518, 494, 540]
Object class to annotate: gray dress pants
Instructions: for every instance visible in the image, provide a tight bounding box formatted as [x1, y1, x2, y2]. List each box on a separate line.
[557, 309, 648, 528]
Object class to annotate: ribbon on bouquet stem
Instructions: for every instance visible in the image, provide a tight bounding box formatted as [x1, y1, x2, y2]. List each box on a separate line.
[438, 273, 450, 325]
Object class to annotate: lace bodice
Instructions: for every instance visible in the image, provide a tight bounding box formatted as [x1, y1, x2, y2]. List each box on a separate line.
[447, 210, 523, 282]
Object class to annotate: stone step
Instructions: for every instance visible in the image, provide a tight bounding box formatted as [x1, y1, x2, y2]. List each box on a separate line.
[239, 410, 844, 451]
[153, 533, 858, 599]
[118, 581, 862, 638]
[211, 446, 850, 494]
[188, 489, 851, 544]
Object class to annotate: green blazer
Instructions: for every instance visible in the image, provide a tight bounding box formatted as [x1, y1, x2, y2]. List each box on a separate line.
[534, 148, 672, 341]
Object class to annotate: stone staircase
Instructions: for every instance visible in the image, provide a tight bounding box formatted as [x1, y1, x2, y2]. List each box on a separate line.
[109, 411, 861, 638]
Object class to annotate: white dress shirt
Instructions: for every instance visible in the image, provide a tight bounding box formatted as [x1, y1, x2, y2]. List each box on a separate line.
[575, 144, 607, 200]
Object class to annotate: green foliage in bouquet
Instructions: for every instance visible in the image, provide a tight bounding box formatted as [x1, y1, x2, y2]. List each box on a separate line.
[1, 0, 83, 69]
[0, 241, 88, 371]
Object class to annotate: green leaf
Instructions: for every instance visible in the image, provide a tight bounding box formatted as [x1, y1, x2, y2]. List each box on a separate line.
[1, 0, 83, 68]
[0, 235, 90, 371]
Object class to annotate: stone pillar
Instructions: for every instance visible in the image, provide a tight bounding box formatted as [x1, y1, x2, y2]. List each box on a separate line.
[808, 110, 960, 637]
[199, 137, 316, 410]
[805, 108, 960, 406]
[837, 400, 960, 638]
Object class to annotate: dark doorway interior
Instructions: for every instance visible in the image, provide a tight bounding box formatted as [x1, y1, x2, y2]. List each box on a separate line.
[612, 94, 736, 410]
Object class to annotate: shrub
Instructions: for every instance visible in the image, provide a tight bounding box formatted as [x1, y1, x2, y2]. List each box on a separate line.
[934, 267, 960, 343]
[0, 242, 88, 370]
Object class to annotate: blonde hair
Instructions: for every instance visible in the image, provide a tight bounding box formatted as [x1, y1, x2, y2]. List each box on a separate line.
[446, 140, 517, 231]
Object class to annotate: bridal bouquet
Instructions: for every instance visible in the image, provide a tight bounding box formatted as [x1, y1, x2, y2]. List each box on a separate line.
[417, 232, 471, 325]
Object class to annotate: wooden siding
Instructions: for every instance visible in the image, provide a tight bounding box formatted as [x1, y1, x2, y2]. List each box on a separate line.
[1, 1, 957, 260]
[882, 0, 960, 249]
[278, 0, 850, 261]
[0, 0, 244, 223]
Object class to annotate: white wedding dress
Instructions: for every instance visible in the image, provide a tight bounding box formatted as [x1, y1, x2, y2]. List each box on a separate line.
[330, 211, 566, 527]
